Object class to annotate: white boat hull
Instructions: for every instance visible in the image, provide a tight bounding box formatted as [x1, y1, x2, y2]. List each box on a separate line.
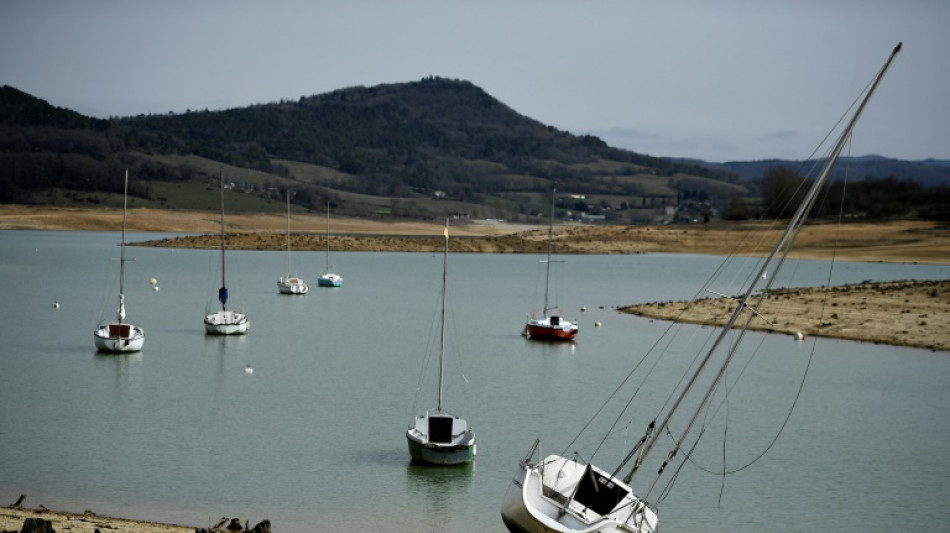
[406, 410, 475, 465]
[204, 310, 249, 335]
[277, 277, 308, 294]
[94, 323, 145, 352]
[501, 455, 657, 533]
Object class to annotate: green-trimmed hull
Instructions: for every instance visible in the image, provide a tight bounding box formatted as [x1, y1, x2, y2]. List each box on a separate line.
[407, 436, 475, 466]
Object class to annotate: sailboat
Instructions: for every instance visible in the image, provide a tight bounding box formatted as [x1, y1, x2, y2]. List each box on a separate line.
[406, 220, 476, 465]
[277, 190, 309, 294]
[524, 187, 578, 340]
[94, 169, 145, 352]
[317, 201, 343, 287]
[501, 42, 901, 533]
[204, 172, 249, 335]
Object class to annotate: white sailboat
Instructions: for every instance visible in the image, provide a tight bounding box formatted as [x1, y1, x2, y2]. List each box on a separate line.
[406, 220, 476, 465]
[317, 201, 343, 287]
[501, 42, 902, 533]
[524, 187, 578, 341]
[204, 172, 249, 335]
[94, 169, 145, 352]
[277, 190, 309, 294]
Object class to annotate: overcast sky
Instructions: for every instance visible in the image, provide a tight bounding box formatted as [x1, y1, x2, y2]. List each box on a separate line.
[2, 1, 946, 163]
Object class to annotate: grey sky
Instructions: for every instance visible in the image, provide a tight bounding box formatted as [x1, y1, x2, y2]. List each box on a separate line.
[2, 0, 946, 163]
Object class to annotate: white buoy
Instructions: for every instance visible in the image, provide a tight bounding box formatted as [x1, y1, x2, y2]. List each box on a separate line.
[53, 301, 60, 309]
[149, 277, 158, 285]
[580, 306, 587, 312]
[245, 365, 254, 374]
[794, 331, 805, 341]
[152, 286, 160, 292]
[594, 321, 602, 327]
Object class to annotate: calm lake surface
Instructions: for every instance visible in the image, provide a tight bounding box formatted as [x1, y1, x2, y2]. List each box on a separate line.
[1, 229, 948, 532]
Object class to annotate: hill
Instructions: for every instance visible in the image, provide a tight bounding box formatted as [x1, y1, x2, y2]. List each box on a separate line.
[1, 80, 743, 225]
[1, 80, 946, 224]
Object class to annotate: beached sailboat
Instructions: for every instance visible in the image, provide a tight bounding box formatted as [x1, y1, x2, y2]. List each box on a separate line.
[317, 202, 343, 287]
[94, 169, 145, 352]
[204, 173, 249, 335]
[501, 42, 901, 533]
[524, 187, 578, 341]
[406, 221, 476, 465]
[277, 191, 309, 294]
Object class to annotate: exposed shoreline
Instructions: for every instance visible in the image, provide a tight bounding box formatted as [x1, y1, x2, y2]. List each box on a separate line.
[621, 279, 950, 352]
[0, 504, 194, 533]
[1, 204, 949, 263]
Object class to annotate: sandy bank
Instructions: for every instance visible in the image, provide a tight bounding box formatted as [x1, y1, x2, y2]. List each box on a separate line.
[621, 279, 950, 352]
[2, 205, 948, 264]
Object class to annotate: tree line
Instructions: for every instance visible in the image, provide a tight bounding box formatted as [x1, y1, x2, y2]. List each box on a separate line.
[723, 166, 950, 221]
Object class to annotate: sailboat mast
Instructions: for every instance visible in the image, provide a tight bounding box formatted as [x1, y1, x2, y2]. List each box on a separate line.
[325, 201, 331, 270]
[219, 171, 227, 307]
[286, 190, 292, 273]
[542, 187, 555, 316]
[629, 42, 902, 490]
[438, 219, 449, 412]
[117, 168, 128, 322]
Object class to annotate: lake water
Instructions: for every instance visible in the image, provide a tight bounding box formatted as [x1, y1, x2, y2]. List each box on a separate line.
[1, 229, 948, 532]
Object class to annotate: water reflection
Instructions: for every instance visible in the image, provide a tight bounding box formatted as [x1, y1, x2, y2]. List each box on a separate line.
[93, 350, 143, 382]
[405, 461, 474, 521]
[522, 337, 577, 356]
[202, 331, 249, 378]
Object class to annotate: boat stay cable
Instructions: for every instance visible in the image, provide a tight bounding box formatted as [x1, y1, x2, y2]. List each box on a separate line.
[632, 42, 901, 501]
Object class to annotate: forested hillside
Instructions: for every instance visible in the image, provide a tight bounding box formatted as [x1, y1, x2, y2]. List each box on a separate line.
[1, 79, 946, 223]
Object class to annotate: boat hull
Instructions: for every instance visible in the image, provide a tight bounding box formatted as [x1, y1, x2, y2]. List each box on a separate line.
[94, 323, 145, 353]
[406, 411, 476, 466]
[525, 317, 578, 341]
[204, 310, 249, 335]
[318, 274, 342, 287]
[406, 437, 475, 466]
[501, 455, 657, 533]
[277, 277, 308, 294]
